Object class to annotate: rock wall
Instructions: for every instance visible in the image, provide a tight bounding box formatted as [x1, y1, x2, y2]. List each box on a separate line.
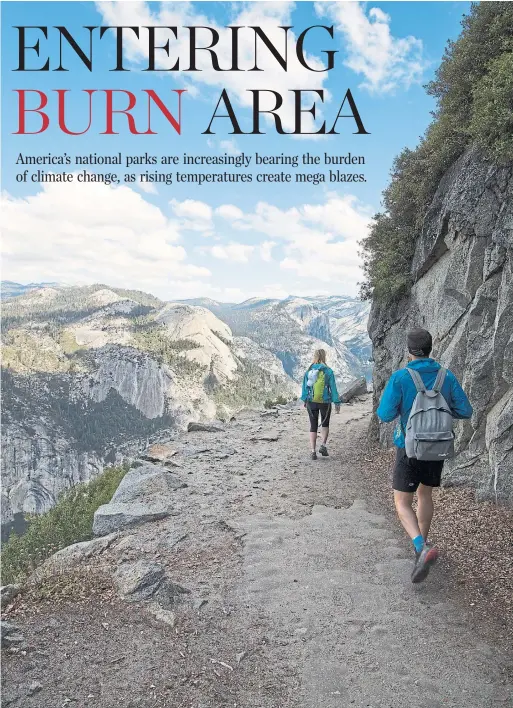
[1, 422, 105, 522]
[83, 345, 173, 419]
[368, 148, 513, 502]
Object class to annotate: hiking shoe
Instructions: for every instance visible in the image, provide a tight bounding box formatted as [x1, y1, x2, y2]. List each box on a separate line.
[311, 451, 317, 461]
[411, 544, 439, 584]
[319, 444, 329, 457]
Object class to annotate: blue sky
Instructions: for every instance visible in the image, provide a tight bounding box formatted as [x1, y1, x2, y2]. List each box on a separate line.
[1, 1, 470, 301]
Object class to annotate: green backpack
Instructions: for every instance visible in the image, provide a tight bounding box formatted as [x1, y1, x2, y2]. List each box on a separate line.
[306, 367, 326, 403]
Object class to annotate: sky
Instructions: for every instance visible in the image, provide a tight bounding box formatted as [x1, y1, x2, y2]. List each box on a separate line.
[1, 1, 471, 302]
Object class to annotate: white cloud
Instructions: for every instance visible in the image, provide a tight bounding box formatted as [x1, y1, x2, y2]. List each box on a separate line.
[171, 199, 212, 223]
[219, 139, 241, 156]
[258, 284, 290, 300]
[260, 241, 276, 262]
[96, 1, 331, 133]
[217, 192, 374, 293]
[1, 179, 210, 296]
[170, 198, 213, 235]
[137, 180, 158, 195]
[208, 242, 255, 263]
[214, 283, 289, 302]
[222, 287, 246, 302]
[316, 1, 425, 93]
[216, 204, 244, 221]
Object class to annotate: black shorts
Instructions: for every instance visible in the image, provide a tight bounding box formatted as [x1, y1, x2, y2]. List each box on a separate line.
[393, 447, 444, 493]
[306, 402, 331, 432]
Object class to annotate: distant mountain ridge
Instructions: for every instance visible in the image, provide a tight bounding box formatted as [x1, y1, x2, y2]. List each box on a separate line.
[1, 281, 61, 300]
[182, 294, 372, 382]
[1, 283, 371, 526]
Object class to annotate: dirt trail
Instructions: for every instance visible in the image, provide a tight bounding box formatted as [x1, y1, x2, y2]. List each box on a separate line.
[3, 398, 512, 707]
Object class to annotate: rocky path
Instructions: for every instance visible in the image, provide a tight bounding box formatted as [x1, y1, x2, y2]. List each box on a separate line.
[2, 398, 512, 707]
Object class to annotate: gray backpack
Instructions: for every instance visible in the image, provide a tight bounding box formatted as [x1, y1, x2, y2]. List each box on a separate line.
[404, 368, 455, 461]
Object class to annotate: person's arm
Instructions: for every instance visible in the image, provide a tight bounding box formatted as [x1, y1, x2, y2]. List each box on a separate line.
[300, 372, 309, 403]
[328, 370, 341, 406]
[376, 373, 402, 422]
[448, 373, 473, 419]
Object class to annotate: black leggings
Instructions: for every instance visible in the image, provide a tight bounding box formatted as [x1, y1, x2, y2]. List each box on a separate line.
[307, 402, 331, 432]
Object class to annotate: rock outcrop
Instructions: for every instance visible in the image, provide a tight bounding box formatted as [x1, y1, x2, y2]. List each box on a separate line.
[341, 378, 368, 403]
[93, 463, 186, 536]
[369, 149, 513, 502]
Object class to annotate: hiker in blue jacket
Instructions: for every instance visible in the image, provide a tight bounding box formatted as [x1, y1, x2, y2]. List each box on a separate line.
[377, 328, 472, 583]
[301, 349, 342, 460]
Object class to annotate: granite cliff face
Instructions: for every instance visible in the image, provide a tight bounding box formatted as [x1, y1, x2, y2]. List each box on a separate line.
[83, 346, 173, 420]
[369, 149, 512, 502]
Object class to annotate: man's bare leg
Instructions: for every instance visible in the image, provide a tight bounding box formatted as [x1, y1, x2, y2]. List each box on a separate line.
[394, 490, 421, 539]
[395, 488, 439, 583]
[417, 484, 434, 541]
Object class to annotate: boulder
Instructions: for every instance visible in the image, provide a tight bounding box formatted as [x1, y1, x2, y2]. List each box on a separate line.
[187, 422, 224, 433]
[114, 560, 190, 609]
[140, 443, 178, 463]
[51, 533, 118, 562]
[93, 464, 186, 536]
[341, 378, 368, 403]
[114, 560, 165, 600]
[112, 464, 186, 503]
[31, 534, 119, 580]
[93, 502, 170, 537]
[1, 584, 21, 610]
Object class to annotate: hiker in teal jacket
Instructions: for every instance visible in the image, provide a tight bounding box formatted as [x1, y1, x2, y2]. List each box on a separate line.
[377, 328, 472, 583]
[377, 357, 473, 447]
[301, 349, 342, 460]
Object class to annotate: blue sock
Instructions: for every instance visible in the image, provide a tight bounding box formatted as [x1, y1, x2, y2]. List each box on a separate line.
[412, 535, 424, 553]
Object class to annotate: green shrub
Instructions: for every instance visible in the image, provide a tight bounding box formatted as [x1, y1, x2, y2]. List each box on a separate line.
[1, 465, 127, 585]
[469, 52, 513, 163]
[360, 3, 513, 304]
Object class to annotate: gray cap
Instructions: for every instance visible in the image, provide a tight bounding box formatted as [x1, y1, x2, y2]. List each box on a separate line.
[407, 328, 432, 357]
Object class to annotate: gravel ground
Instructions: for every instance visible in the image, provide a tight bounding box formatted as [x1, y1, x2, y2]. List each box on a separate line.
[358, 443, 513, 641]
[2, 397, 512, 707]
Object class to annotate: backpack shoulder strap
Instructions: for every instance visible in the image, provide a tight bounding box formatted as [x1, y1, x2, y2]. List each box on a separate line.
[433, 367, 447, 392]
[407, 368, 426, 393]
